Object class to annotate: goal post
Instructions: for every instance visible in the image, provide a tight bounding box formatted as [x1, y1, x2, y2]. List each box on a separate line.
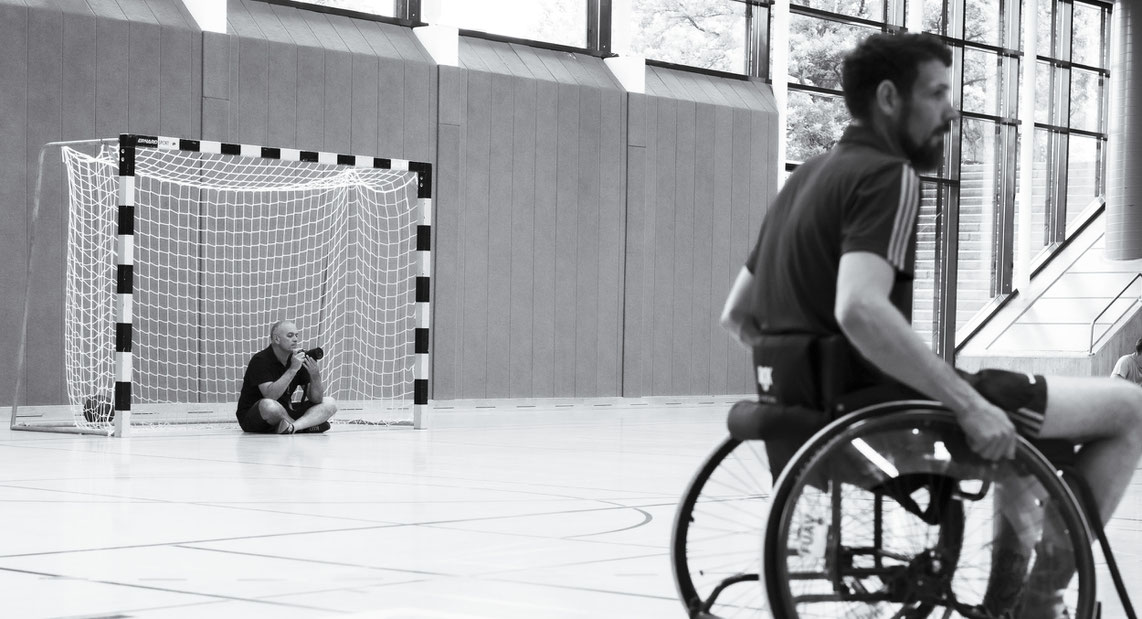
[11, 134, 433, 436]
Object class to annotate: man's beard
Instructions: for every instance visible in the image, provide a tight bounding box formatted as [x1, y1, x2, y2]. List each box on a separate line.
[899, 104, 948, 172]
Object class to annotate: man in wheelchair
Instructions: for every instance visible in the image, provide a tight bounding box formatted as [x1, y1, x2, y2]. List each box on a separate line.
[720, 32, 1142, 619]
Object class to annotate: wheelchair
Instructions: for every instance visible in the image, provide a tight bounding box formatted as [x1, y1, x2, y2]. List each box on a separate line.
[672, 398, 1138, 619]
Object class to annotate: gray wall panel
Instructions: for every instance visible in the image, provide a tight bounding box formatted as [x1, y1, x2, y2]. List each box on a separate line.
[432, 67, 464, 399]
[116, 0, 160, 22]
[158, 24, 196, 136]
[402, 63, 433, 162]
[236, 36, 269, 145]
[553, 82, 580, 397]
[673, 100, 697, 393]
[270, 1, 319, 47]
[201, 31, 230, 101]
[623, 69, 777, 396]
[484, 72, 514, 398]
[690, 103, 717, 394]
[508, 77, 537, 398]
[596, 90, 624, 394]
[201, 96, 231, 142]
[327, 14, 371, 54]
[531, 79, 559, 398]
[1, 3, 29, 405]
[350, 53, 379, 155]
[574, 87, 602, 396]
[461, 71, 491, 397]
[708, 106, 735, 395]
[322, 50, 353, 152]
[650, 100, 677, 395]
[376, 58, 405, 153]
[25, 7, 64, 406]
[295, 47, 324, 149]
[265, 40, 298, 148]
[226, 0, 261, 37]
[95, 17, 130, 138]
[357, 21, 399, 59]
[243, 0, 289, 42]
[621, 144, 646, 396]
[728, 109, 755, 393]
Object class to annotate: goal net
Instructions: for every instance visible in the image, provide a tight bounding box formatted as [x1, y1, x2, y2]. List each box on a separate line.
[14, 135, 432, 435]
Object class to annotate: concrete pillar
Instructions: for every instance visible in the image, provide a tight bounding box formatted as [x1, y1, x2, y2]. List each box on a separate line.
[1106, 0, 1142, 259]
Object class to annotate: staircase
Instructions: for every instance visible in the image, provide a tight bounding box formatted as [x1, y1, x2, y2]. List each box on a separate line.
[956, 207, 1142, 377]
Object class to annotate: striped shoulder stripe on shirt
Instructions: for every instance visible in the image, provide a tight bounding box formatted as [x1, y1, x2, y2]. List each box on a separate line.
[887, 163, 920, 269]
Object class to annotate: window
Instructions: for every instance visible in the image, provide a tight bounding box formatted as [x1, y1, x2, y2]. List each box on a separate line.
[786, 89, 849, 163]
[793, 0, 885, 21]
[441, 0, 588, 48]
[1065, 134, 1102, 232]
[1068, 68, 1103, 131]
[630, 0, 748, 73]
[787, 15, 878, 91]
[1014, 129, 1053, 259]
[914, 181, 947, 350]
[962, 48, 1005, 116]
[958, 117, 1002, 331]
[288, 0, 400, 18]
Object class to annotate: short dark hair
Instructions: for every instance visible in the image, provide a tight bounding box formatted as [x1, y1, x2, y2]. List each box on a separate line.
[841, 32, 953, 122]
[1135, 337, 1142, 354]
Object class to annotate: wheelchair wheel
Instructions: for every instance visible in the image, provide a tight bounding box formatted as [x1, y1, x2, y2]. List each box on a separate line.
[764, 402, 1096, 619]
[672, 436, 773, 618]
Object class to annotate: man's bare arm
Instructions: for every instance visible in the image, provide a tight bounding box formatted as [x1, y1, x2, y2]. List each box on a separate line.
[720, 266, 762, 349]
[259, 351, 303, 400]
[835, 251, 1016, 460]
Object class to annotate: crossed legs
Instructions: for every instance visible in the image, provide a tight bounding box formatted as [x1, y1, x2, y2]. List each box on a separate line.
[253, 397, 338, 433]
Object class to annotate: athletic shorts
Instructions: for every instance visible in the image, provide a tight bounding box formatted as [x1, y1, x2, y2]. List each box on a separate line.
[235, 400, 319, 433]
[836, 368, 1048, 438]
[961, 369, 1048, 438]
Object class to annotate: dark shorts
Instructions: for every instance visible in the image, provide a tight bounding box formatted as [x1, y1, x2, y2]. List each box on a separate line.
[235, 400, 319, 433]
[833, 368, 1049, 438]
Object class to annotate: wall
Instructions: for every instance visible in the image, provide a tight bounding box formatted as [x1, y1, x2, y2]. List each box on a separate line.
[0, 0, 778, 406]
[0, 0, 203, 406]
[433, 39, 627, 399]
[623, 67, 778, 396]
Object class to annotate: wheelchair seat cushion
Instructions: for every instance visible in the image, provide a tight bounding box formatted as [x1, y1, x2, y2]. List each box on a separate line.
[727, 400, 829, 480]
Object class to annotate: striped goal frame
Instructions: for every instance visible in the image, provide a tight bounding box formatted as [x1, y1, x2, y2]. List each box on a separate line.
[15, 134, 433, 436]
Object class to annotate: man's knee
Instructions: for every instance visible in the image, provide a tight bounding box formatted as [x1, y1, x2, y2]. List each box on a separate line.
[255, 398, 287, 421]
[1120, 386, 1142, 438]
[316, 397, 337, 417]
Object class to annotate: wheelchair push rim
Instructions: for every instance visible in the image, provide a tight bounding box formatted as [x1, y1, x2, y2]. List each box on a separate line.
[763, 402, 1097, 619]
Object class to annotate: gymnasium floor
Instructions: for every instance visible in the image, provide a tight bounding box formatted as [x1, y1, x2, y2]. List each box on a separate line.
[0, 400, 1138, 619]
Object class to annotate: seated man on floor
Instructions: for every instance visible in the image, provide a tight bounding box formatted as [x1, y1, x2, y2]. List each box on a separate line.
[720, 32, 1142, 618]
[235, 320, 337, 434]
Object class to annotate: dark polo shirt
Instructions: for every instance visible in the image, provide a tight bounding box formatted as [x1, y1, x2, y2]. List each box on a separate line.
[235, 346, 311, 417]
[743, 124, 923, 387]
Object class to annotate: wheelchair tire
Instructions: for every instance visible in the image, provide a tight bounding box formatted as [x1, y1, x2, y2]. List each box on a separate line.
[763, 402, 1096, 619]
[672, 436, 773, 619]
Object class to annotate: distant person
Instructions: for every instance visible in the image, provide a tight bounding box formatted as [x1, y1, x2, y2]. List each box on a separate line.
[235, 320, 336, 434]
[1111, 338, 1142, 385]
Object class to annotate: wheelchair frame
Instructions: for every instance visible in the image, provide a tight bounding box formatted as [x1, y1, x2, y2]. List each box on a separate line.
[672, 400, 1138, 619]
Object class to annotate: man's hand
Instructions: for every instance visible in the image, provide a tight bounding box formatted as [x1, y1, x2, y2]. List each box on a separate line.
[289, 349, 305, 371]
[302, 353, 321, 378]
[955, 402, 1017, 461]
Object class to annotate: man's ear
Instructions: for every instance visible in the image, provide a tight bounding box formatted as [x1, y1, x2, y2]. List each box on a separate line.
[874, 79, 901, 118]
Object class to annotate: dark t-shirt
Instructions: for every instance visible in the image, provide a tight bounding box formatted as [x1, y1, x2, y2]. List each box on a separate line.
[744, 124, 922, 386]
[235, 346, 311, 416]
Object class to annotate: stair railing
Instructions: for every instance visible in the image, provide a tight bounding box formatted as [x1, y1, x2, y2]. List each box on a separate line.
[1089, 273, 1142, 354]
